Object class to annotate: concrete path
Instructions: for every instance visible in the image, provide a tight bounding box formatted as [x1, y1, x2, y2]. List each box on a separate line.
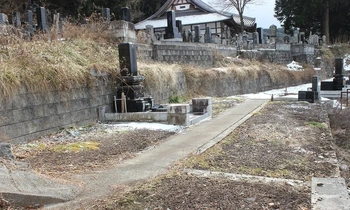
[45, 99, 268, 209]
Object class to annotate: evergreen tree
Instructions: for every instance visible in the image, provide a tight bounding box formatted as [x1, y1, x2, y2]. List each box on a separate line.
[274, 0, 350, 42]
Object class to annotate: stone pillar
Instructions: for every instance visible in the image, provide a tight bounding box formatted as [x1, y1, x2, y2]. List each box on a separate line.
[257, 27, 263, 44]
[176, 20, 182, 33]
[120, 7, 131, 21]
[164, 10, 181, 39]
[293, 30, 299, 43]
[36, 7, 48, 31]
[269, 24, 277, 43]
[0, 13, 8, 24]
[118, 43, 138, 76]
[252, 31, 258, 45]
[167, 104, 190, 126]
[12, 12, 21, 27]
[299, 32, 305, 44]
[25, 10, 34, 36]
[102, 8, 110, 22]
[204, 26, 212, 43]
[146, 25, 156, 44]
[194, 25, 200, 42]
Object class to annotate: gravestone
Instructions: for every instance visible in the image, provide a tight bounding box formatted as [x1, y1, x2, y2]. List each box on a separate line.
[283, 36, 290, 43]
[312, 76, 319, 99]
[102, 8, 110, 22]
[194, 25, 200, 42]
[176, 20, 182, 33]
[164, 10, 181, 39]
[293, 30, 299, 43]
[252, 31, 258, 45]
[299, 32, 305, 43]
[120, 7, 131, 22]
[25, 10, 34, 36]
[12, 12, 21, 27]
[257, 27, 263, 44]
[118, 43, 138, 76]
[204, 26, 212, 43]
[0, 13, 8, 24]
[116, 42, 153, 112]
[36, 7, 48, 31]
[333, 58, 344, 90]
[269, 24, 277, 37]
[322, 35, 327, 45]
[298, 91, 315, 103]
[145, 25, 156, 44]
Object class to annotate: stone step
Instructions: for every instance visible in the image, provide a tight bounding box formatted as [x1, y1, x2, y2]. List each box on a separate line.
[311, 177, 350, 210]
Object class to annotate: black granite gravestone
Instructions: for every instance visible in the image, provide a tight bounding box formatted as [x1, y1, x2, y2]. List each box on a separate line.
[36, 7, 48, 31]
[194, 25, 200, 42]
[257, 27, 263, 44]
[120, 7, 131, 22]
[298, 91, 315, 103]
[164, 10, 181, 39]
[25, 10, 34, 36]
[116, 43, 154, 112]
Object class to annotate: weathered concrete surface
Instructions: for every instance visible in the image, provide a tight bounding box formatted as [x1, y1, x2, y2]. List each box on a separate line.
[45, 99, 268, 209]
[311, 177, 350, 210]
[0, 165, 79, 207]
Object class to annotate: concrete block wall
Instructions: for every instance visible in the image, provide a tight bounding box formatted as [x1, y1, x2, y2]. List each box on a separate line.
[0, 79, 115, 144]
[152, 43, 213, 66]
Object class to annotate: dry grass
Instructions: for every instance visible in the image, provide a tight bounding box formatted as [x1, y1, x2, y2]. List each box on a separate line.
[0, 25, 119, 97]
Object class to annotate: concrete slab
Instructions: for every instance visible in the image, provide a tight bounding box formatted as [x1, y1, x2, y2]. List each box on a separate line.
[311, 177, 350, 210]
[0, 165, 79, 207]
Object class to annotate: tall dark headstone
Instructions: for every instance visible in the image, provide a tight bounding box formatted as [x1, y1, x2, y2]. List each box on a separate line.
[120, 7, 131, 22]
[164, 10, 181, 39]
[176, 20, 182, 33]
[257, 27, 263, 44]
[118, 43, 138, 76]
[194, 25, 200, 42]
[333, 58, 344, 90]
[102, 8, 111, 22]
[335, 58, 344, 75]
[36, 7, 48, 31]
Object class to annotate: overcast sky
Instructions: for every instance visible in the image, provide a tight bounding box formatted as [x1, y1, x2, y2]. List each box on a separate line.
[202, 0, 281, 29]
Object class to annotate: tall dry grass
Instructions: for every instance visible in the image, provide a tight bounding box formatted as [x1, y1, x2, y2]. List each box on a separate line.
[0, 23, 119, 97]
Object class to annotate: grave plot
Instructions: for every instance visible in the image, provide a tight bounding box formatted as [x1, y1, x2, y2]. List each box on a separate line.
[185, 101, 338, 181]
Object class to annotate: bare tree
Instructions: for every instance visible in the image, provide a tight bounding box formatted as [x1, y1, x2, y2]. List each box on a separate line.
[215, 0, 262, 33]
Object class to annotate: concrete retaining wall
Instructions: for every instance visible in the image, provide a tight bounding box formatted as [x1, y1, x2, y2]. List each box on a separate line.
[0, 79, 114, 144]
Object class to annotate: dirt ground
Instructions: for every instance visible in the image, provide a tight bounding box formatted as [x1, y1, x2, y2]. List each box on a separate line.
[2, 97, 349, 210]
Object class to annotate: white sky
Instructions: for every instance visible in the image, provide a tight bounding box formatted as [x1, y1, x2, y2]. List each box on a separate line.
[202, 0, 281, 29]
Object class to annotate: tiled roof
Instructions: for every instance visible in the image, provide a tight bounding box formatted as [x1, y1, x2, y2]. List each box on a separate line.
[135, 0, 255, 30]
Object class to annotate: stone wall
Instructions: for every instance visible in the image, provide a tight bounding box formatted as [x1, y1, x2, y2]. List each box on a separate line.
[137, 42, 237, 66]
[0, 79, 114, 144]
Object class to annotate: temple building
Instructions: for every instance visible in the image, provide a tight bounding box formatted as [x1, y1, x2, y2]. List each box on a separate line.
[135, 0, 256, 39]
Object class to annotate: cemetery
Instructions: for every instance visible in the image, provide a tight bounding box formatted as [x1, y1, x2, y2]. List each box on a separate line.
[1, 0, 350, 209]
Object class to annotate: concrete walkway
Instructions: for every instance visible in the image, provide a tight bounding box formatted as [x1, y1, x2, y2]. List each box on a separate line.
[45, 99, 268, 209]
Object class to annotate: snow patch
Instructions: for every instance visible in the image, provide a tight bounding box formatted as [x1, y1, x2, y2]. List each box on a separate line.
[286, 61, 304, 71]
